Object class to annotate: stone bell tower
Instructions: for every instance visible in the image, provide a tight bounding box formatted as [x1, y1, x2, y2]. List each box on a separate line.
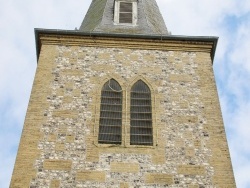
[11, 0, 236, 187]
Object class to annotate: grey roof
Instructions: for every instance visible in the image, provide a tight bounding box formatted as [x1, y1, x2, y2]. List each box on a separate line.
[79, 0, 169, 35]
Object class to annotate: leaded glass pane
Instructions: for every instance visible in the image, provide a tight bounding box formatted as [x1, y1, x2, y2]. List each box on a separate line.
[130, 80, 153, 145]
[98, 79, 122, 144]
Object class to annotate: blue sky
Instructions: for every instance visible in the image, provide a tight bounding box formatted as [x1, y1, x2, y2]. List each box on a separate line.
[0, 0, 250, 187]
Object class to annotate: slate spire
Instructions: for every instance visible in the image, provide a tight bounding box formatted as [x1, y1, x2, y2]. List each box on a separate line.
[80, 0, 169, 35]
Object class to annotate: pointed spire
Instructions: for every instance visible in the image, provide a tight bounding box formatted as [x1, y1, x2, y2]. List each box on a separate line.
[80, 0, 169, 35]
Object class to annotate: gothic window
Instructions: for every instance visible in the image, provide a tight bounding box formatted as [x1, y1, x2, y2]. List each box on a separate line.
[130, 80, 153, 146]
[98, 79, 122, 144]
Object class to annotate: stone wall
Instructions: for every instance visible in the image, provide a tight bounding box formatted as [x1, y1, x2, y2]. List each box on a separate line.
[10, 35, 236, 187]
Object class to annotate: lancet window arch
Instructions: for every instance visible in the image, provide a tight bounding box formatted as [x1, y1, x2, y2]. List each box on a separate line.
[98, 79, 123, 144]
[130, 80, 153, 146]
[97, 78, 153, 146]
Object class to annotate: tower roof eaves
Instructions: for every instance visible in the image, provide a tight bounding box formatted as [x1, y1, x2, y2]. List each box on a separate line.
[34, 28, 218, 63]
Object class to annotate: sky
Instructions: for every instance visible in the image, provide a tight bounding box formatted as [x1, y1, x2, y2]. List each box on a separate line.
[0, 0, 249, 187]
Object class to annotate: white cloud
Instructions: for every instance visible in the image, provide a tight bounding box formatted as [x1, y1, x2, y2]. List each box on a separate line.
[230, 18, 250, 72]
[224, 102, 250, 188]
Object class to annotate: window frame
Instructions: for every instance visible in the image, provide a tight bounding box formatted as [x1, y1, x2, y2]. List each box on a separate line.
[98, 79, 123, 144]
[94, 77, 157, 148]
[114, 0, 138, 26]
[130, 80, 153, 146]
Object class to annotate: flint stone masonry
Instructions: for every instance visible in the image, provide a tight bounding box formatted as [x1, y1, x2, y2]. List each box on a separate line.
[10, 35, 236, 188]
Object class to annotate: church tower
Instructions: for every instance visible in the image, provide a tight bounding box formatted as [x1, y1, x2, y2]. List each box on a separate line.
[11, 0, 236, 187]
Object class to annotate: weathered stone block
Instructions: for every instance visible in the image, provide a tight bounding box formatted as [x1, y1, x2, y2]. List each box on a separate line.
[185, 147, 195, 157]
[169, 74, 193, 82]
[110, 162, 139, 173]
[175, 116, 198, 124]
[145, 173, 173, 184]
[76, 171, 106, 182]
[55, 143, 65, 151]
[43, 160, 72, 171]
[120, 182, 129, 188]
[50, 180, 60, 188]
[52, 110, 78, 119]
[47, 134, 57, 142]
[66, 135, 75, 143]
[188, 184, 199, 188]
[177, 165, 205, 175]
